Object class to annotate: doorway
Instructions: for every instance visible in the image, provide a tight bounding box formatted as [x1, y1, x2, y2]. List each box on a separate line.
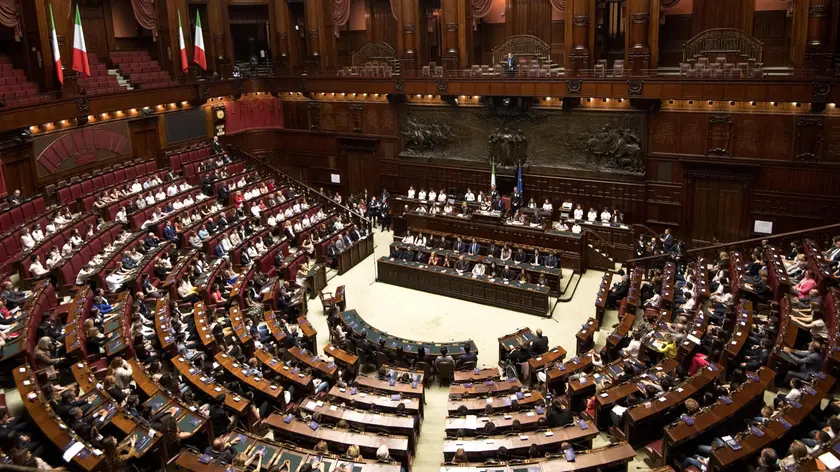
[228, 5, 271, 64]
[687, 172, 750, 245]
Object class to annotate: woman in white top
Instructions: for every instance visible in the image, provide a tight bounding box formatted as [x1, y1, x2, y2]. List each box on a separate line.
[500, 244, 512, 261]
[572, 223, 582, 234]
[418, 189, 427, 200]
[587, 208, 597, 222]
[464, 189, 475, 201]
[542, 199, 553, 212]
[573, 204, 584, 220]
[20, 229, 35, 250]
[600, 207, 612, 222]
[428, 190, 436, 202]
[407, 186, 416, 199]
[437, 190, 447, 202]
[553, 221, 569, 231]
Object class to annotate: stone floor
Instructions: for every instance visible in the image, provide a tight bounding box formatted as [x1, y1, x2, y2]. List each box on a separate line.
[304, 228, 650, 472]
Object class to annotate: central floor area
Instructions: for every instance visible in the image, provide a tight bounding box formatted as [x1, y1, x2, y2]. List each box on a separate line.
[305, 228, 638, 471]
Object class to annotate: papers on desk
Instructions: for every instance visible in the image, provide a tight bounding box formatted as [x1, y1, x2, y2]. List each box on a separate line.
[686, 334, 702, 345]
[63, 441, 85, 462]
[820, 452, 840, 470]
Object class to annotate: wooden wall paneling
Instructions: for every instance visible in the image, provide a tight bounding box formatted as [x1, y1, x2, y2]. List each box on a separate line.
[368, 0, 398, 47]
[129, 117, 162, 164]
[0, 139, 37, 196]
[21, 0, 50, 90]
[691, 0, 745, 36]
[656, 15, 694, 66]
[648, 0, 659, 68]
[550, 20, 565, 67]
[207, 0, 230, 71]
[79, 5, 109, 63]
[753, 10, 790, 67]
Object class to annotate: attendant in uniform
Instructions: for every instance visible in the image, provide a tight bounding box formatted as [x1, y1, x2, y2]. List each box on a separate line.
[573, 204, 584, 220]
[510, 189, 523, 212]
[407, 186, 416, 199]
[418, 188, 427, 200]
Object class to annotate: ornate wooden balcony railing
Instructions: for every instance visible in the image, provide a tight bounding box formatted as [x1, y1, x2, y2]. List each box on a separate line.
[492, 35, 552, 66]
[682, 28, 763, 65]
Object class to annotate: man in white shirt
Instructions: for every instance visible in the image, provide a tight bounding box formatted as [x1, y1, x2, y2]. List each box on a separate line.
[587, 208, 597, 222]
[29, 255, 49, 278]
[418, 189, 427, 200]
[189, 233, 202, 249]
[600, 207, 612, 223]
[621, 332, 642, 358]
[302, 216, 311, 228]
[45, 248, 62, 269]
[167, 184, 178, 196]
[573, 204, 584, 220]
[464, 189, 475, 202]
[20, 229, 35, 251]
[428, 190, 436, 202]
[284, 207, 294, 218]
[131, 181, 143, 193]
[292, 202, 301, 214]
[293, 221, 303, 233]
[250, 204, 261, 218]
[179, 182, 191, 192]
[45, 221, 57, 234]
[144, 193, 155, 206]
[437, 190, 447, 202]
[155, 189, 166, 202]
[61, 240, 74, 257]
[472, 262, 486, 277]
[407, 186, 416, 199]
[136, 196, 147, 210]
[267, 215, 277, 227]
[572, 223, 582, 234]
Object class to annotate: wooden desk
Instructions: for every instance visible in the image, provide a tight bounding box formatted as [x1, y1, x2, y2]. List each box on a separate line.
[449, 377, 521, 397]
[709, 374, 835, 472]
[228, 305, 253, 346]
[593, 358, 678, 430]
[447, 391, 544, 415]
[339, 309, 478, 361]
[454, 367, 501, 383]
[304, 263, 327, 299]
[254, 348, 313, 393]
[263, 309, 288, 344]
[595, 273, 613, 324]
[335, 236, 375, 275]
[354, 374, 426, 416]
[528, 346, 568, 379]
[265, 416, 411, 467]
[288, 345, 337, 379]
[404, 212, 585, 273]
[300, 397, 418, 449]
[576, 318, 599, 355]
[324, 343, 359, 374]
[192, 302, 218, 351]
[215, 352, 283, 400]
[15, 365, 104, 470]
[327, 385, 422, 417]
[547, 353, 595, 390]
[378, 257, 551, 316]
[663, 367, 774, 466]
[442, 421, 598, 461]
[624, 363, 721, 447]
[171, 355, 250, 414]
[445, 408, 546, 435]
[296, 316, 318, 347]
[498, 327, 536, 361]
[438, 441, 636, 472]
[722, 302, 753, 372]
[154, 296, 177, 353]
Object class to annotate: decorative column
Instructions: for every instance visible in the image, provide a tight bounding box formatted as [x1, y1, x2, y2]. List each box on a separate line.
[806, 0, 832, 74]
[566, 0, 592, 75]
[626, 0, 650, 74]
[304, 0, 322, 67]
[274, 0, 291, 72]
[440, 0, 460, 70]
[400, 0, 417, 71]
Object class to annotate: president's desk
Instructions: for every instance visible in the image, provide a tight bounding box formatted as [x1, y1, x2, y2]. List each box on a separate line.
[377, 257, 551, 316]
[403, 212, 586, 273]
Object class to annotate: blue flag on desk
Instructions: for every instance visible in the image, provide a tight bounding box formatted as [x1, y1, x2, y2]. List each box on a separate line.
[516, 166, 523, 194]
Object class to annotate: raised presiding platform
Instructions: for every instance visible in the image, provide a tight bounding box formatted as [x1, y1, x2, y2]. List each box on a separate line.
[377, 256, 550, 316]
[339, 309, 478, 360]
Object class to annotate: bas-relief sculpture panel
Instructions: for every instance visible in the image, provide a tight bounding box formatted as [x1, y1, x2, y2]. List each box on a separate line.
[397, 105, 647, 176]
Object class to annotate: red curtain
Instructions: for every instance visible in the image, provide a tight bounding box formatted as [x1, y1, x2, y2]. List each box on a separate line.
[473, 0, 492, 18]
[224, 98, 284, 134]
[0, 0, 21, 41]
[549, 0, 565, 12]
[130, 0, 158, 38]
[333, 0, 351, 36]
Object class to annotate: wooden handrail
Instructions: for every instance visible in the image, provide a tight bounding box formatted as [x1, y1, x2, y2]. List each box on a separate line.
[631, 223, 659, 239]
[626, 222, 840, 266]
[227, 146, 373, 231]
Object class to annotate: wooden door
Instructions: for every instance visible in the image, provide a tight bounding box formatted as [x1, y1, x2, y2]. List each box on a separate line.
[688, 175, 748, 245]
[346, 150, 378, 196]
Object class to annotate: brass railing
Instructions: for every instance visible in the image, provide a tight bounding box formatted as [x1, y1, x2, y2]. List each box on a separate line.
[492, 35, 552, 66]
[682, 28, 763, 64]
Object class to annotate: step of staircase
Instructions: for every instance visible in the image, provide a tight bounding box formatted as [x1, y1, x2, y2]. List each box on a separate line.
[108, 69, 133, 91]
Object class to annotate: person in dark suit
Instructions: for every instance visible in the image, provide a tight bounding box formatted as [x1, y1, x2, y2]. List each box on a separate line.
[144, 232, 160, 249]
[452, 237, 466, 253]
[544, 252, 559, 269]
[454, 255, 470, 273]
[218, 184, 230, 203]
[214, 243, 227, 258]
[546, 399, 572, 427]
[163, 222, 179, 244]
[6, 190, 21, 206]
[510, 189, 523, 212]
[217, 214, 229, 231]
[530, 329, 549, 355]
[514, 248, 527, 264]
[501, 265, 515, 280]
[661, 228, 674, 253]
[607, 271, 629, 309]
[492, 196, 504, 212]
[456, 343, 478, 368]
[530, 249, 542, 265]
[488, 242, 500, 258]
[467, 239, 481, 256]
[349, 225, 363, 242]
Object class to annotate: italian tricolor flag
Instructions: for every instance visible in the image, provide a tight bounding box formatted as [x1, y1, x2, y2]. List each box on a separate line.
[72, 5, 90, 77]
[193, 11, 207, 70]
[49, 3, 63, 84]
[177, 10, 188, 72]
